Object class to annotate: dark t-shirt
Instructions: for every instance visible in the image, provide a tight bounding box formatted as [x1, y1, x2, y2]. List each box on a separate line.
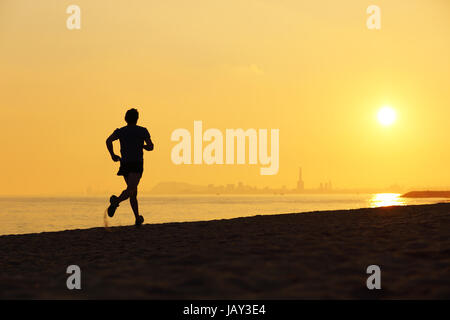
[111, 125, 150, 162]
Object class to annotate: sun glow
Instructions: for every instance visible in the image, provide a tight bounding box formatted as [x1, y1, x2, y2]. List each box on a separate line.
[377, 107, 397, 126]
[370, 193, 406, 208]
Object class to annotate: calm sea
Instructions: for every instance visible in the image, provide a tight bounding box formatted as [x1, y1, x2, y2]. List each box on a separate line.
[0, 194, 447, 236]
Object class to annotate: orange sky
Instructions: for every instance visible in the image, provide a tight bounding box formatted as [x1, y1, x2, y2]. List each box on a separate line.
[1, 0, 449, 195]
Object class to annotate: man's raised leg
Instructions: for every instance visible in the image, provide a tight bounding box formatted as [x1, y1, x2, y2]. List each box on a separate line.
[108, 172, 141, 218]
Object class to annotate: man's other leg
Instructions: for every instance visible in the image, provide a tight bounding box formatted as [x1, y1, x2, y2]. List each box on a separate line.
[125, 173, 141, 219]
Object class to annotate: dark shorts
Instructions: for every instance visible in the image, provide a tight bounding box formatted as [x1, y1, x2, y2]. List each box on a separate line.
[117, 161, 144, 177]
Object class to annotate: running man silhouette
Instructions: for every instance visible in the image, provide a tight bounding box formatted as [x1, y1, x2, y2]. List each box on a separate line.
[106, 108, 154, 226]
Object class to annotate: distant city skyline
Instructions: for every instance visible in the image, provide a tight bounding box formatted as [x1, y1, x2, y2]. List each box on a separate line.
[145, 167, 444, 195]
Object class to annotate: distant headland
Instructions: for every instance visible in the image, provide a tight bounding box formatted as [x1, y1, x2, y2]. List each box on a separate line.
[401, 191, 450, 198]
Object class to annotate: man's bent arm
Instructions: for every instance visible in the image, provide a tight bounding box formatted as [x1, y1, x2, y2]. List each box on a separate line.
[106, 133, 120, 160]
[143, 136, 154, 151]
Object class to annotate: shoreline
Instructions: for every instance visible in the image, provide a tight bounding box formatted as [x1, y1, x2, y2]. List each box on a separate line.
[1, 199, 448, 237]
[0, 202, 449, 299]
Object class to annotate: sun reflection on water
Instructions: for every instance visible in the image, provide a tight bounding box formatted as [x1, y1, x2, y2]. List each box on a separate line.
[370, 193, 406, 208]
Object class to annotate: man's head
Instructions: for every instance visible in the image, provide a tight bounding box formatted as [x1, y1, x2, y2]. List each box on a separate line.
[125, 108, 139, 125]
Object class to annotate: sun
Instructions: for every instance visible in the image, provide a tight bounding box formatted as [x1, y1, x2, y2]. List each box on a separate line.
[377, 106, 397, 126]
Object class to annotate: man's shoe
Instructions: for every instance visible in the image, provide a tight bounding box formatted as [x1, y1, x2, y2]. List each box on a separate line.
[107, 195, 119, 217]
[135, 215, 144, 227]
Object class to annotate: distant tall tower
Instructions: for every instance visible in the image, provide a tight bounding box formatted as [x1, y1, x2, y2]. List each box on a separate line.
[297, 167, 304, 190]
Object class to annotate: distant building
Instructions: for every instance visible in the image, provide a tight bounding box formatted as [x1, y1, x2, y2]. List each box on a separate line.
[319, 180, 333, 192]
[297, 167, 304, 190]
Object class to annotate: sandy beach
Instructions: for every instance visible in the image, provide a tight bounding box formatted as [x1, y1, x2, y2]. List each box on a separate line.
[1, 202, 449, 299]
